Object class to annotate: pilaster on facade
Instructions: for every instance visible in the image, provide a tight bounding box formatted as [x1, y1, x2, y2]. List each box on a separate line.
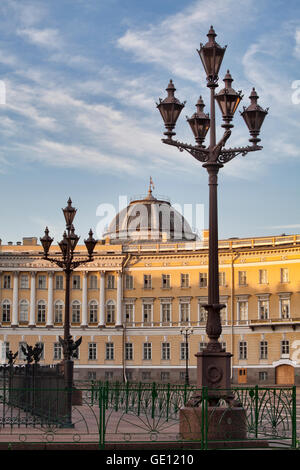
[46, 271, 54, 328]
[11, 271, 19, 327]
[98, 271, 105, 328]
[29, 271, 36, 327]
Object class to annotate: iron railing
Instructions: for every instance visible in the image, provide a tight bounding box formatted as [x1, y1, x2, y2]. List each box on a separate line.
[0, 383, 297, 450]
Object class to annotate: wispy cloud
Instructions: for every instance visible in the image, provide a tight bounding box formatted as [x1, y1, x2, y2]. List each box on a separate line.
[17, 28, 62, 49]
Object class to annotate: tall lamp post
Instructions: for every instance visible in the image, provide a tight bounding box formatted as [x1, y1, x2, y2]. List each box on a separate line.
[157, 27, 268, 396]
[40, 198, 97, 426]
[180, 327, 193, 386]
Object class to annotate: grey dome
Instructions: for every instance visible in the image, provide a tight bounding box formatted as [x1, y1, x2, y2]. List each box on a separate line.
[103, 190, 196, 243]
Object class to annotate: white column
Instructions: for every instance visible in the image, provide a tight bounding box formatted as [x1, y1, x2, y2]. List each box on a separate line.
[81, 271, 88, 327]
[46, 272, 54, 327]
[116, 271, 123, 327]
[29, 272, 36, 327]
[12, 271, 19, 327]
[98, 271, 105, 327]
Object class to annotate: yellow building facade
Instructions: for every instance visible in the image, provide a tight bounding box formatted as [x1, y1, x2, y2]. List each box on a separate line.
[0, 191, 300, 385]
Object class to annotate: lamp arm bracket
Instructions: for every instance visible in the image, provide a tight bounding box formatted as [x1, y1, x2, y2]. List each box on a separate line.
[42, 256, 65, 269]
[218, 144, 263, 164]
[161, 138, 209, 162]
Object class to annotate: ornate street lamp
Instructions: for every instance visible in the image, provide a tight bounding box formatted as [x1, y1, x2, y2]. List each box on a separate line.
[180, 327, 193, 385]
[40, 198, 97, 426]
[157, 27, 268, 395]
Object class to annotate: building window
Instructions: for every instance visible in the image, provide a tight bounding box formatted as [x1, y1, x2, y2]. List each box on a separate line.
[162, 274, 170, 289]
[55, 275, 63, 290]
[220, 305, 227, 325]
[280, 268, 289, 283]
[107, 275, 115, 289]
[259, 300, 269, 320]
[89, 300, 98, 323]
[54, 300, 63, 323]
[72, 275, 81, 290]
[162, 342, 170, 360]
[124, 303, 134, 323]
[3, 275, 11, 289]
[281, 340, 290, 356]
[180, 342, 189, 361]
[72, 300, 81, 323]
[260, 341, 268, 359]
[219, 272, 226, 287]
[142, 371, 151, 381]
[125, 343, 133, 361]
[19, 299, 29, 322]
[89, 275, 97, 289]
[199, 342, 207, 352]
[143, 303, 152, 325]
[181, 273, 189, 288]
[239, 341, 247, 360]
[259, 269, 268, 284]
[143, 275, 152, 289]
[125, 274, 133, 290]
[105, 343, 114, 360]
[199, 272, 208, 288]
[105, 371, 113, 380]
[53, 342, 62, 361]
[38, 275, 47, 289]
[2, 300, 11, 322]
[20, 274, 29, 289]
[259, 371, 268, 381]
[238, 271, 247, 286]
[238, 301, 248, 323]
[180, 302, 190, 323]
[199, 304, 207, 323]
[161, 371, 170, 381]
[88, 343, 97, 360]
[2, 342, 9, 361]
[88, 371, 96, 381]
[106, 300, 115, 323]
[161, 303, 171, 324]
[143, 342, 152, 360]
[19, 342, 27, 361]
[280, 298, 290, 319]
[37, 300, 46, 323]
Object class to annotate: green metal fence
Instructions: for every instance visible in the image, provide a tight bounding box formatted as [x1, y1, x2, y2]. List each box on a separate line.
[0, 383, 297, 449]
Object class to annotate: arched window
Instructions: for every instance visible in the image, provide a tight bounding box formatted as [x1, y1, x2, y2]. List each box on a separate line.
[19, 299, 29, 322]
[2, 300, 11, 322]
[54, 300, 64, 323]
[72, 300, 81, 323]
[106, 300, 115, 324]
[37, 300, 46, 323]
[89, 300, 98, 323]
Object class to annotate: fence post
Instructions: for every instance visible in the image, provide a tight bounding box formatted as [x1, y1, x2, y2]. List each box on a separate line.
[151, 382, 157, 419]
[137, 382, 142, 416]
[125, 380, 129, 413]
[254, 385, 259, 440]
[200, 386, 207, 450]
[98, 385, 106, 450]
[292, 386, 297, 449]
[166, 383, 170, 422]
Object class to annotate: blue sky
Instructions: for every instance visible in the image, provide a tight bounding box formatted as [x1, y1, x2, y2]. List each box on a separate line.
[1, 0, 300, 243]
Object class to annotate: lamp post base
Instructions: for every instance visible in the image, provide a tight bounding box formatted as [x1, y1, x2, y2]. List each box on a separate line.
[195, 349, 232, 403]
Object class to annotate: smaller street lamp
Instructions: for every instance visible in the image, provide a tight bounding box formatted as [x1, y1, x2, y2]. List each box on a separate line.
[180, 327, 193, 386]
[40, 198, 97, 427]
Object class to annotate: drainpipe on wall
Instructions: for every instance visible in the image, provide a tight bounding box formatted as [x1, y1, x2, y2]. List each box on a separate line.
[231, 251, 240, 380]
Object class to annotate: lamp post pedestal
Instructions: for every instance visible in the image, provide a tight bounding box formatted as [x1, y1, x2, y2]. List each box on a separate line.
[195, 350, 232, 399]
